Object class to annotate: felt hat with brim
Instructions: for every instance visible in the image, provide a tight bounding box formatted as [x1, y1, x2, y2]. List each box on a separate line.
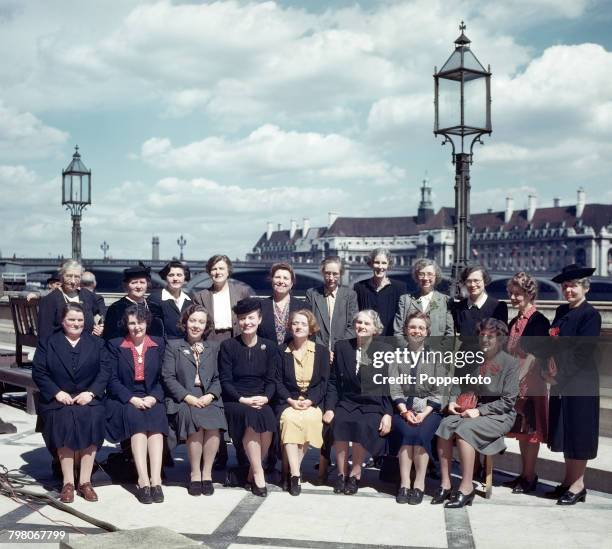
[551, 264, 595, 283]
[123, 263, 151, 282]
[233, 297, 261, 316]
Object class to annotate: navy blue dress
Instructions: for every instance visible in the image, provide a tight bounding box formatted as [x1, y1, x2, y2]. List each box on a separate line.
[548, 301, 601, 460]
[105, 336, 169, 442]
[353, 278, 407, 336]
[32, 332, 110, 453]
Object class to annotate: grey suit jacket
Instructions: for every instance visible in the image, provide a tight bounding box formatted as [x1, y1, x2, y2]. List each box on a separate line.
[161, 338, 224, 416]
[192, 279, 253, 337]
[305, 285, 358, 349]
[393, 290, 455, 338]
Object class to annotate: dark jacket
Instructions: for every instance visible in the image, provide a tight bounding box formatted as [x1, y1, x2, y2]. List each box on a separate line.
[257, 296, 303, 344]
[32, 331, 110, 413]
[106, 336, 166, 404]
[353, 278, 407, 336]
[274, 341, 330, 416]
[453, 295, 508, 342]
[147, 289, 193, 340]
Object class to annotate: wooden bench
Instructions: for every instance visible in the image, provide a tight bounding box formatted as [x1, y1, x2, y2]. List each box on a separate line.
[0, 296, 40, 414]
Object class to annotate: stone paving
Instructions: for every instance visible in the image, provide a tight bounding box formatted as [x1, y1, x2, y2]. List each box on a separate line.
[0, 402, 611, 549]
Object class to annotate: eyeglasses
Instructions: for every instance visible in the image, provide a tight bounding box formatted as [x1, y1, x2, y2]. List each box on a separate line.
[417, 273, 435, 279]
[323, 272, 341, 278]
[465, 278, 484, 285]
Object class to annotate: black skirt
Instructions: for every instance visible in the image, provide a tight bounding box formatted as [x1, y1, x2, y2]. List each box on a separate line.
[41, 403, 106, 453]
[390, 413, 441, 459]
[224, 401, 277, 443]
[105, 383, 169, 442]
[548, 395, 599, 460]
[331, 406, 388, 457]
[172, 386, 228, 442]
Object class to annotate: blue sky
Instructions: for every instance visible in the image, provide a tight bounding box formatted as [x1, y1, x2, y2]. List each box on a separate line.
[1, 0, 611, 261]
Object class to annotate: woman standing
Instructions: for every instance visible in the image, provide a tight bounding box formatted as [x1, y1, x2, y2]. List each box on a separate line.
[162, 305, 227, 496]
[323, 310, 393, 495]
[148, 261, 193, 340]
[106, 305, 168, 504]
[32, 303, 110, 503]
[219, 298, 279, 497]
[546, 264, 601, 505]
[503, 272, 550, 494]
[353, 249, 406, 336]
[276, 310, 329, 495]
[258, 263, 302, 345]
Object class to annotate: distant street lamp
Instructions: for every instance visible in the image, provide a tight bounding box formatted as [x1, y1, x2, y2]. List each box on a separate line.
[100, 240, 109, 261]
[62, 146, 91, 261]
[434, 22, 491, 297]
[177, 234, 187, 261]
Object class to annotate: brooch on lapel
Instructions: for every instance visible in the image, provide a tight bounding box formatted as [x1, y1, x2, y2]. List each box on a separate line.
[260, 344, 267, 351]
[182, 349, 191, 356]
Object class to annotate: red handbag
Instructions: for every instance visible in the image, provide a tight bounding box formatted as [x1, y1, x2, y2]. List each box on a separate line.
[455, 391, 478, 412]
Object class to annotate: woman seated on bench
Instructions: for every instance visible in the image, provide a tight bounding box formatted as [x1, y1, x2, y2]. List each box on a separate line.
[434, 318, 519, 508]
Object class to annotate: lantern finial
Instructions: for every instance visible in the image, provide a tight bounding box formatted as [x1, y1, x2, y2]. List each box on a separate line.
[73, 145, 80, 158]
[455, 21, 471, 46]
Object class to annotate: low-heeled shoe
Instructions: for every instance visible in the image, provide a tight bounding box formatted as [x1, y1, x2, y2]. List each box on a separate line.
[512, 476, 538, 494]
[59, 483, 74, 503]
[151, 485, 164, 503]
[136, 485, 153, 504]
[556, 488, 586, 506]
[251, 484, 268, 497]
[202, 480, 215, 496]
[344, 476, 359, 495]
[333, 474, 346, 494]
[445, 490, 475, 508]
[502, 475, 523, 488]
[544, 484, 570, 499]
[430, 487, 452, 505]
[289, 475, 301, 496]
[188, 481, 203, 496]
[408, 488, 424, 505]
[77, 482, 98, 502]
[396, 487, 411, 504]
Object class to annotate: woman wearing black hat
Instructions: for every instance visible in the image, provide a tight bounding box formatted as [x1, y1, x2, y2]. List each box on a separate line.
[218, 298, 279, 497]
[103, 265, 153, 341]
[148, 261, 193, 340]
[545, 264, 601, 505]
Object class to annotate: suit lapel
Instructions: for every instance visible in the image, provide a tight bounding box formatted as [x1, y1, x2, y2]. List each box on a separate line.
[52, 336, 76, 380]
[120, 346, 135, 374]
[314, 289, 331, 332]
[77, 335, 94, 373]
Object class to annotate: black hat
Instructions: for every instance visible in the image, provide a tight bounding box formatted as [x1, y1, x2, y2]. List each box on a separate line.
[551, 264, 596, 283]
[46, 275, 60, 284]
[123, 262, 151, 282]
[159, 260, 191, 282]
[233, 297, 261, 316]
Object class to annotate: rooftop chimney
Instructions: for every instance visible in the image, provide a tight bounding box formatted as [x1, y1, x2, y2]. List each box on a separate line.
[289, 219, 297, 239]
[527, 195, 536, 222]
[152, 236, 160, 261]
[576, 188, 586, 218]
[302, 217, 310, 236]
[504, 197, 514, 224]
[266, 222, 273, 240]
[277, 223, 282, 231]
[553, 197, 561, 208]
[328, 211, 339, 227]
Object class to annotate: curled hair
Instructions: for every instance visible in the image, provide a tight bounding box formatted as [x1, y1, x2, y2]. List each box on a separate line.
[352, 309, 384, 336]
[59, 259, 83, 279]
[119, 304, 152, 335]
[476, 318, 509, 346]
[367, 248, 393, 268]
[288, 309, 320, 336]
[563, 277, 591, 289]
[206, 254, 233, 276]
[403, 311, 431, 336]
[178, 304, 212, 338]
[412, 258, 442, 286]
[161, 260, 191, 282]
[320, 256, 344, 275]
[270, 262, 296, 285]
[61, 302, 84, 321]
[507, 271, 538, 302]
[460, 265, 491, 286]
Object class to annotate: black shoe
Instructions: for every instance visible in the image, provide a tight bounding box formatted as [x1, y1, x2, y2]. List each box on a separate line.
[408, 488, 424, 505]
[150, 485, 164, 503]
[512, 476, 538, 494]
[333, 474, 346, 494]
[344, 476, 359, 495]
[289, 475, 301, 496]
[431, 486, 452, 505]
[188, 481, 202, 496]
[136, 485, 153, 504]
[251, 483, 267, 497]
[202, 480, 214, 496]
[544, 484, 570, 499]
[556, 488, 586, 506]
[445, 490, 475, 508]
[502, 475, 523, 488]
[396, 487, 411, 504]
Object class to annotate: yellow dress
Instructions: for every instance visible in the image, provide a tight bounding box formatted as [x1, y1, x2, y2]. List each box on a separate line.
[279, 341, 324, 447]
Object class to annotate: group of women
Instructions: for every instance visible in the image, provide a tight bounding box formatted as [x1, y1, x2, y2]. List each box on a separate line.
[32, 251, 601, 509]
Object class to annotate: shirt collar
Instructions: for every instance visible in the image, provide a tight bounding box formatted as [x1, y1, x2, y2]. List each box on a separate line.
[161, 288, 191, 302]
[120, 335, 158, 349]
[468, 292, 488, 309]
[324, 287, 337, 298]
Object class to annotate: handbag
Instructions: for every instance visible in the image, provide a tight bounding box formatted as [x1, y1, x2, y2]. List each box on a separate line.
[455, 391, 478, 412]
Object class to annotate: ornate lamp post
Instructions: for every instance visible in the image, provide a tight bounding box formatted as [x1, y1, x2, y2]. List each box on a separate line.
[62, 146, 91, 261]
[434, 22, 491, 297]
[100, 240, 109, 261]
[177, 234, 187, 261]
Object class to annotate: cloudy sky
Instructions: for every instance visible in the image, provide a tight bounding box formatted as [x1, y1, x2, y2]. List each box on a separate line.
[1, 0, 611, 261]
